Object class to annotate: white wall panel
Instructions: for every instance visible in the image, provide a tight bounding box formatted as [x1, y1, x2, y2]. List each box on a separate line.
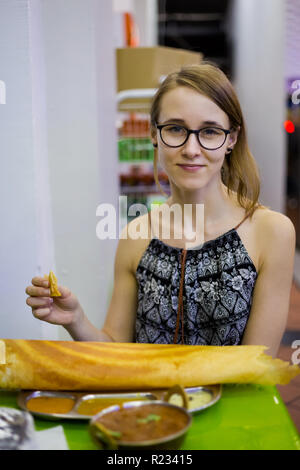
[0, 0, 118, 340]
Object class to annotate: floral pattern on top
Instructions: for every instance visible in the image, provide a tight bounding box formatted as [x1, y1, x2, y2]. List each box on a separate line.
[135, 229, 258, 345]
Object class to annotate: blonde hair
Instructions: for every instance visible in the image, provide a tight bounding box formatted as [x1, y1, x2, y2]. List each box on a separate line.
[150, 62, 263, 216]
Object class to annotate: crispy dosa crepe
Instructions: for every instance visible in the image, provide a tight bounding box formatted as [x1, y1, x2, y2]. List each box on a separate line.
[0, 339, 299, 391]
[44, 271, 61, 297]
[0, 341, 5, 365]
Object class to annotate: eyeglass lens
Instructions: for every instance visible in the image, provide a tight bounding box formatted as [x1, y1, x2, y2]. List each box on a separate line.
[160, 125, 227, 149]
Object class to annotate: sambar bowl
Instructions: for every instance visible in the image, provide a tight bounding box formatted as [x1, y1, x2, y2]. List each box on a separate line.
[89, 399, 192, 450]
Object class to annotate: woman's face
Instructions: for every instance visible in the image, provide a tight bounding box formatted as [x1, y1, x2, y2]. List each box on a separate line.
[153, 86, 238, 192]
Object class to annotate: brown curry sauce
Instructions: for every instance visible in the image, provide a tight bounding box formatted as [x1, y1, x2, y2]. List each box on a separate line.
[96, 404, 189, 442]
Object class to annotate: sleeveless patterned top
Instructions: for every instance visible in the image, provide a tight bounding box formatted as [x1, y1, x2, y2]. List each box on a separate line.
[135, 211, 258, 345]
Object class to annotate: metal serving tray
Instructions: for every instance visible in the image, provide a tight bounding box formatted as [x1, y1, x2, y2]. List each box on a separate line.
[17, 385, 222, 421]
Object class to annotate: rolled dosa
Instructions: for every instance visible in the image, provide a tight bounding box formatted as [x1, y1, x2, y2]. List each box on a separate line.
[0, 339, 299, 391]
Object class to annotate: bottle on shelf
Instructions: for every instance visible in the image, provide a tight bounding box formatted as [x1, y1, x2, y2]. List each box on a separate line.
[118, 115, 154, 163]
[118, 111, 169, 223]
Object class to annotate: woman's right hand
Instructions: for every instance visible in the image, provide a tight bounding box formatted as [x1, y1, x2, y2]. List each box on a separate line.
[25, 277, 84, 327]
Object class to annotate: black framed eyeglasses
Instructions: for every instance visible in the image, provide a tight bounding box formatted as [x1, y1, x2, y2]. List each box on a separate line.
[156, 123, 232, 150]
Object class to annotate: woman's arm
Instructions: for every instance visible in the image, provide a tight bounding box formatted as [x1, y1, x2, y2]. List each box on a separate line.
[26, 217, 141, 342]
[65, 231, 139, 342]
[241, 211, 296, 357]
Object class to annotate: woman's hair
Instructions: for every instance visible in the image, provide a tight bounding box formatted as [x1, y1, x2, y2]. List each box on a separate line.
[150, 61, 263, 216]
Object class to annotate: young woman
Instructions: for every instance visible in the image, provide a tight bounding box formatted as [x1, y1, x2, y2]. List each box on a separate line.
[25, 63, 296, 357]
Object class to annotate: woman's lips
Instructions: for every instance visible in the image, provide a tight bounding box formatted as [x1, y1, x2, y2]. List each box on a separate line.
[177, 164, 206, 172]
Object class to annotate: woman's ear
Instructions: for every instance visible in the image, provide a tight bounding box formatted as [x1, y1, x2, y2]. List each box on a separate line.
[228, 125, 240, 148]
[151, 126, 158, 148]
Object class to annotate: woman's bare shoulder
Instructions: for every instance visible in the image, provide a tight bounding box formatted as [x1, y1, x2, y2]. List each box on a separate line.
[254, 207, 296, 252]
[118, 213, 151, 273]
[255, 206, 295, 231]
[121, 212, 151, 240]
[246, 206, 295, 273]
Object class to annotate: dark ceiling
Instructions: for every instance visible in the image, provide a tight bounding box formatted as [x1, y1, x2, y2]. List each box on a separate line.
[158, 0, 232, 75]
[158, 0, 230, 15]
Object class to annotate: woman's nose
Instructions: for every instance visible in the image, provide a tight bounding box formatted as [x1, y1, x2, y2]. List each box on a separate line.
[182, 132, 202, 157]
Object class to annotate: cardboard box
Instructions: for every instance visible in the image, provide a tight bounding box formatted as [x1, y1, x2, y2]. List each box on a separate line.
[116, 46, 203, 111]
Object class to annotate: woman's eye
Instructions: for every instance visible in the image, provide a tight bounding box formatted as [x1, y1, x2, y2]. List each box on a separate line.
[167, 126, 184, 134]
[202, 128, 221, 136]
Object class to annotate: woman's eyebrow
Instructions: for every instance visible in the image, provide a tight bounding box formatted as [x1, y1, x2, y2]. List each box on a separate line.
[160, 118, 186, 124]
[202, 120, 223, 127]
[160, 118, 224, 127]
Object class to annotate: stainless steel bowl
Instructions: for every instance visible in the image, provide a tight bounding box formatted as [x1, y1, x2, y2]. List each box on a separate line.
[89, 386, 192, 450]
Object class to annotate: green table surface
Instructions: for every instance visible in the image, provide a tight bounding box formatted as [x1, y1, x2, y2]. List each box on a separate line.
[1, 384, 300, 450]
